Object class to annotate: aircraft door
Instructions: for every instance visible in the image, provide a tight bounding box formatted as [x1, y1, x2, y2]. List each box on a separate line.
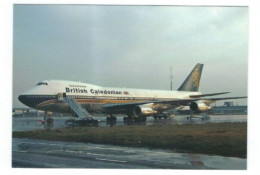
[58, 92, 66, 102]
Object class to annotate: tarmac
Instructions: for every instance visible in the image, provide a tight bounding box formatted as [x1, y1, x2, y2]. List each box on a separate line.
[12, 114, 247, 169]
[12, 138, 246, 169]
[12, 114, 247, 131]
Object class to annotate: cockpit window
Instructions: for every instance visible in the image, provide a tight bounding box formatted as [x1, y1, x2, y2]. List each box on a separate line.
[37, 82, 48, 85]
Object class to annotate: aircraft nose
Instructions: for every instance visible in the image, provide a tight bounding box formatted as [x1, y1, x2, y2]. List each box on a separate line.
[18, 95, 27, 105]
[18, 95, 36, 108]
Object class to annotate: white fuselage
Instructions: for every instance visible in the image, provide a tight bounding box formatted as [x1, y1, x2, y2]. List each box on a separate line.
[19, 80, 201, 115]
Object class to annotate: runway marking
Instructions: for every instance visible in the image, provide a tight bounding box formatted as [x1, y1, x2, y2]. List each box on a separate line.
[95, 158, 127, 163]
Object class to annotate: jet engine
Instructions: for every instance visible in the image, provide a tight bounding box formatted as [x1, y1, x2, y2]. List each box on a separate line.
[134, 104, 157, 117]
[189, 101, 212, 112]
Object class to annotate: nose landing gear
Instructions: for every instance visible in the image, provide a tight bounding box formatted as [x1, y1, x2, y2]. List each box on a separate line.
[35, 111, 54, 128]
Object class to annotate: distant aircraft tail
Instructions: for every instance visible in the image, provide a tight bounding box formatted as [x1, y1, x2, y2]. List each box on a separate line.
[178, 63, 203, 92]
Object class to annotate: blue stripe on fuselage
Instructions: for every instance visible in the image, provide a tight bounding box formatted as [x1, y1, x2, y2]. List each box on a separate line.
[18, 95, 57, 108]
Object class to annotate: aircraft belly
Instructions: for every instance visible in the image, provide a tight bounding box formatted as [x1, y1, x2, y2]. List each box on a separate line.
[37, 103, 71, 113]
[82, 103, 127, 114]
[35, 99, 180, 115]
[88, 103, 177, 114]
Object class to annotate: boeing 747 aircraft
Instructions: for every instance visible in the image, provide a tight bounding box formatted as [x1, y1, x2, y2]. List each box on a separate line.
[18, 63, 246, 122]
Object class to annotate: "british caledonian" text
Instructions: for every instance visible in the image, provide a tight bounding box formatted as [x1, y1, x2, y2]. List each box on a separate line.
[65, 87, 122, 95]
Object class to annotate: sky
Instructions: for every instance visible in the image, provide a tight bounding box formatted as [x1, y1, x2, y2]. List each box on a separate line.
[13, 5, 248, 107]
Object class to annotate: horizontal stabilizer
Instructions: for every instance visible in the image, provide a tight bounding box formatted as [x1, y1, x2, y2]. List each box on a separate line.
[189, 92, 230, 98]
[201, 96, 247, 101]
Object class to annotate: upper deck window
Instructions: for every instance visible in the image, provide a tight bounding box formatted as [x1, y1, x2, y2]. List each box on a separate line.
[37, 82, 48, 86]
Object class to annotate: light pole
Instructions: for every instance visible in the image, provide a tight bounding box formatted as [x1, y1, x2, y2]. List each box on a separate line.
[170, 66, 173, 91]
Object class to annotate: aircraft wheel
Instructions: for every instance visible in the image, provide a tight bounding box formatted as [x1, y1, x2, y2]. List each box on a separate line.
[134, 117, 139, 122]
[111, 116, 117, 121]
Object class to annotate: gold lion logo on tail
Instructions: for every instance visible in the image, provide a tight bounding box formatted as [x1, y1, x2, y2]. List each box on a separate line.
[192, 67, 200, 88]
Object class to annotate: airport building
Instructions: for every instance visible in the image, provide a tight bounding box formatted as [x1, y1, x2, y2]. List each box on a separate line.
[12, 108, 65, 117]
[211, 104, 247, 115]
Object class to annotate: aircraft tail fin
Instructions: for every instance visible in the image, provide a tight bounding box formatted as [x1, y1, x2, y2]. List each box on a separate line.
[178, 63, 203, 92]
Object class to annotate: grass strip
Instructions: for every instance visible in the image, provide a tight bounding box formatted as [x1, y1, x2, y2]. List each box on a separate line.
[13, 122, 247, 158]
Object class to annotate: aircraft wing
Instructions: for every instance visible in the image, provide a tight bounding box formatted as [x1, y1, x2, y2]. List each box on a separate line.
[189, 92, 230, 98]
[102, 96, 247, 110]
[102, 98, 197, 110]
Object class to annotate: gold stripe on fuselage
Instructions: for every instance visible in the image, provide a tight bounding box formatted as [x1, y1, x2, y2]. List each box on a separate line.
[36, 97, 151, 108]
[36, 99, 58, 107]
[77, 99, 147, 104]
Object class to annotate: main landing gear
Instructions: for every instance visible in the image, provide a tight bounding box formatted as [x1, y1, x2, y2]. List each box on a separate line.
[65, 116, 99, 127]
[106, 114, 117, 123]
[123, 116, 134, 123]
[123, 115, 147, 123]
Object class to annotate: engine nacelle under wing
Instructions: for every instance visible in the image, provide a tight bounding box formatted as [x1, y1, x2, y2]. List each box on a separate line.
[134, 103, 157, 117]
[190, 101, 212, 112]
